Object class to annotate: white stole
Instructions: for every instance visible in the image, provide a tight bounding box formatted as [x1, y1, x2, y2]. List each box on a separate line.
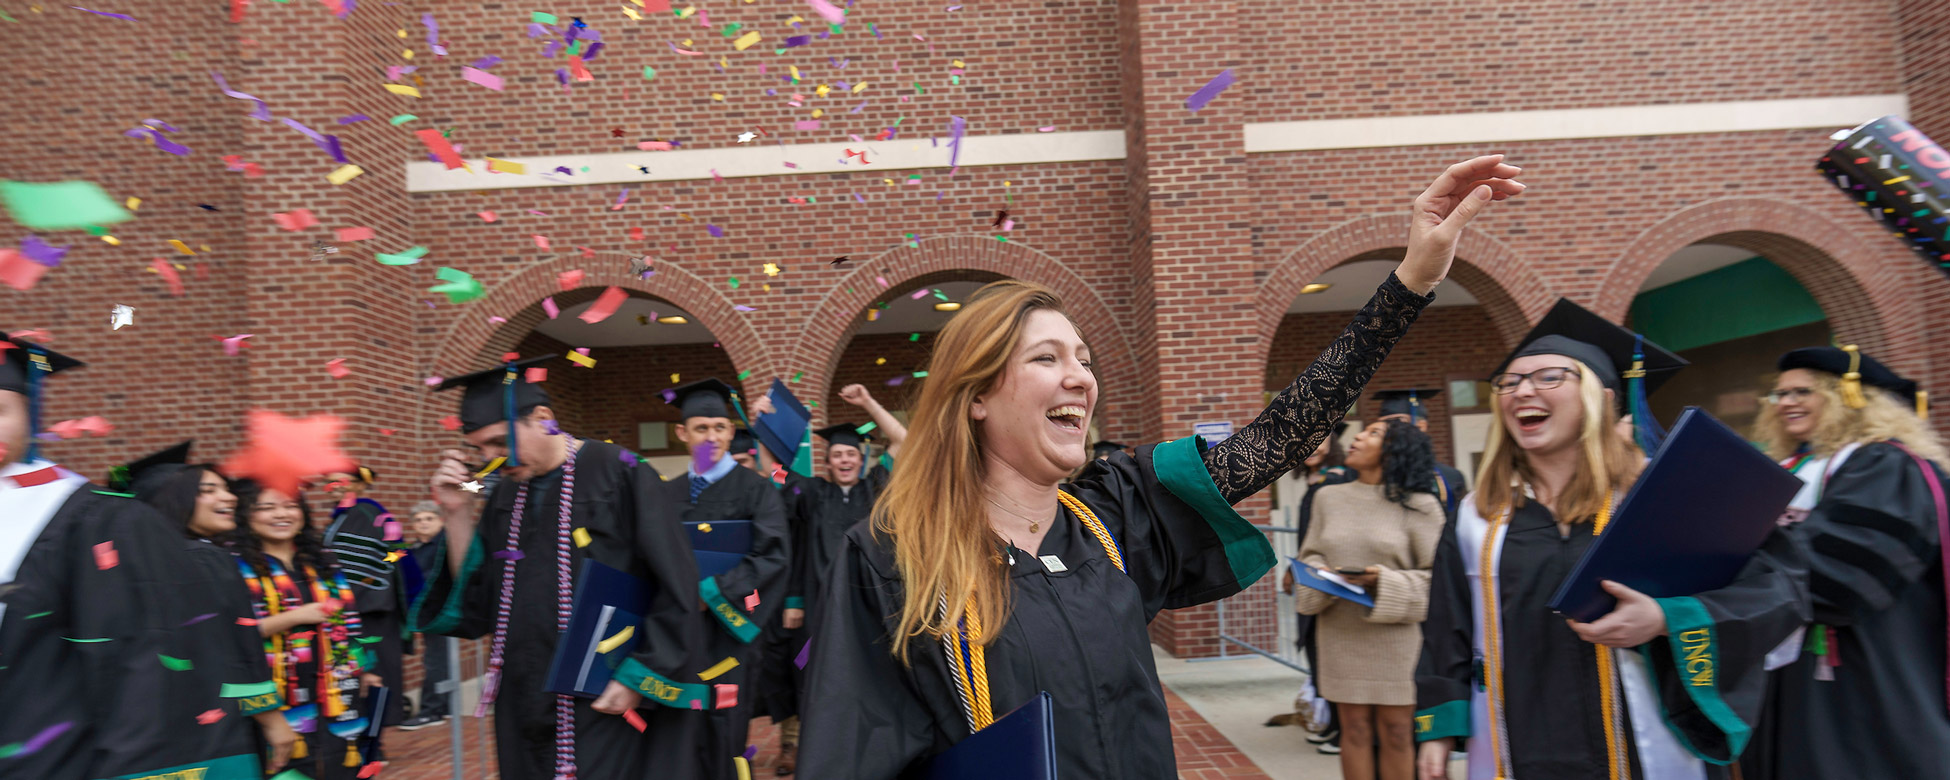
[0, 459, 89, 627]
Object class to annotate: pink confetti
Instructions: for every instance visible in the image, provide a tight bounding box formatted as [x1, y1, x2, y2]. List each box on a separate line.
[745, 591, 760, 610]
[637, 141, 674, 151]
[334, 226, 374, 241]
[1037, 126, 1056, 132]
[325, 358, 350, 379]
[526, 367, 548, 384]
[559, 269, 585, 290]
[875, 276, 889, 287]
[734, 305, 757, 312]
[793, 120, 822, 131]
[543, 297, 560, 319]
[807, 0, 846, 25]
[533, 235, 551, 250]
[478, 211, 497, 222]
[461, 67, 504, 91]
[910, 288, 929, 300]
[93, 541, 117, 570]
[424, 376, 444, 387]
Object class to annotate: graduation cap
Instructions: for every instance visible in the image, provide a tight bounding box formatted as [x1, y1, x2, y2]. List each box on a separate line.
[0, 334, 84, 462]
[1778, 345, 1926, 418]
[116, 440, 196, 498]
[816, 424, 873, 451]
[1372, 388, 1443, 423]
[1493, 299, 1688, 452]
[663, 378, 740, 422]
[432, 354, 557, 467]
[1091, 441, 1125, 459]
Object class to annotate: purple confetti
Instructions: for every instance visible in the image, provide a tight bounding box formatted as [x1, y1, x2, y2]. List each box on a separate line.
[421, 13, 444, 56]
[946, 115, 966, 167]
[706, 224, 724, 238]
[470, 55, 503, 70]
[693, 441, 718, 473]
[542, 40, 562, 59]
[553, 166, 575, 176]
[71, 6, 134, 20]
[853, 192, 867, 204]
[12, 722, 74, 757]
[614, 188, 631, 209]
[1183, 68, 1237, 112]
[210, 71, 271, 121]
[21, 235, 69, 267]
[794, 639, 811, 669]
[743, 744, 758, 761]
[180, 613, 217, 626]
[494, 550, 525, 560]
[542, 419, 562, 435]
[886, 376, 906, 387]
[850, 100, 868, 114]
[583, 41, 605, 61]
[784, 35, 809, 48]
[125, 120, 191, 155]
[337, 114, 370, 124]
[661, 389, 678, 404]
[619, 450, 640, 466]
[280, 118, 346, 163]
[734, 305, 757, 312]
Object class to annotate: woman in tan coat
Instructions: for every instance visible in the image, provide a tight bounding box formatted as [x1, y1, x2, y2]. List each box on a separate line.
[1296, 418, 1444, 780]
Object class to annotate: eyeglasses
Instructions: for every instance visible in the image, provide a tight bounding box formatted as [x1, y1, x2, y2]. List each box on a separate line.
[1490, 366, 1580, 394]
[1764, 387, 1817, 405]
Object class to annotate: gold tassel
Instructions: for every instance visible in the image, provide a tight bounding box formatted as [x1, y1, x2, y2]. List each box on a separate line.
[1839, 345, 1868, 410]
[345, 742, 361, 768]
[1920, 391, 1930, 421]
[291, 736, 308, 760]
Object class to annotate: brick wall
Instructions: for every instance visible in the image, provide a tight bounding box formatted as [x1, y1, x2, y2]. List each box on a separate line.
[5, 0, 1948, 664]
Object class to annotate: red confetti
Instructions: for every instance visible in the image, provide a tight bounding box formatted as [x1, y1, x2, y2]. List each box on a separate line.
[558, 269, 585, 290]
[379, 428, 396, 436]
[272, 209, 319, 232]
[577, 286, 628, 325]
[335, 227, 375, 242]
[714, 684, 738, 710]
[150, 258, 184, 297]
[325, 358, 350, 379]
[93, 541, 118, 570]
[196, 709, 226, 725]
[415, 129, 466, 170]
[526, 367, 548, 384]
[745, 591, 760, 611]
[622, 709, 647, 732]
[236, 617, 258, 626]
[439, 415, 462, 432]
[221, 410, 355, 498]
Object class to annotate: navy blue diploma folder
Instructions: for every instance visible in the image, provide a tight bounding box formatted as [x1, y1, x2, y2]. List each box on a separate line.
[1547, 407, 1801, 623]
[545, 560, 652, 698]
[922, 691, 1057, 780]
[688, 519, 754, 579]
[1286, 557, 1376, 608]
[752, 378, 811, 467]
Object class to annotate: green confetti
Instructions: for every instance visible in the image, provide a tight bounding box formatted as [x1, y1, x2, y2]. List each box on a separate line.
[951, 75, 961, 86]
[0, 744, 18, 759]
[912, 371, 929, 378]
[643, 66, 657, 80]
[532, 12, 558, 24]
[722, 22, 742, 36]
[375, 246, 430, 266]
[389, 114, 418, 125]
[996, 235, 1009, 242]
[909, 333, 921, 342]
[63, 637, 111, 643]
[737, 369, 753, 381]
[429, 267, 485, 304]
[728, 277, 741, 289]
[932, 289, 949, 301]
[0, 180, 133, 232]
[855, 421, 878, 435]
[23, 611, 50, 620]
[791, 371, 804, 382]
[159, 654, 194, 671]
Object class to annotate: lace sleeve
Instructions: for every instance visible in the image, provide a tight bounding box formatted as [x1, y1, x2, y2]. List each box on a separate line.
[1201, 273, 1434, 504]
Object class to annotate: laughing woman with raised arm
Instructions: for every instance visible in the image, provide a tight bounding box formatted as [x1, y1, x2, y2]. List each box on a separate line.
[797, 156, 1525, 779]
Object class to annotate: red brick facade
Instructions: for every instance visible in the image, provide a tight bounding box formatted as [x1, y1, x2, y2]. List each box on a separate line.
[5, 1, 1949, 661]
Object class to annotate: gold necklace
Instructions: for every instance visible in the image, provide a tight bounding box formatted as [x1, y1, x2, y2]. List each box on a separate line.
[985, 495, 1049, 534]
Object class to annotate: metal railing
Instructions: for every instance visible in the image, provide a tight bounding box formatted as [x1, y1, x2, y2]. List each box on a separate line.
[1198, 505, 1312, 677]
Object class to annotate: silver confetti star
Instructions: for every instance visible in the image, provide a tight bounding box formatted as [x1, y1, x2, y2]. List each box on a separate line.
[737, 131, 757, 143]
[460, 480, 484, 494]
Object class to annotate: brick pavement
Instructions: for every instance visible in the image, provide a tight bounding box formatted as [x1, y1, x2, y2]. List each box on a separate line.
[374, 684, 1266, 779]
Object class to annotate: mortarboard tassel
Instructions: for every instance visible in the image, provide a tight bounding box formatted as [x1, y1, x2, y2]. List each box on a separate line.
[1920, 391, 1930, 422]
[1838, 345, 1869, 410]
[346, 742, 361, 768]
[1627, 335, 1669, 454]
[502, 363, 521, 468]
[23, 347, 52, 463]
[291, 737, 308, 760]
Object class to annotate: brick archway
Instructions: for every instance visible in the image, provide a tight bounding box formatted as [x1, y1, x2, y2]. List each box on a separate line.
[431, 253, 770, 379]
[1591, 197, 1910, 355]
[782, 234, 1145, 441]
[1256, 214, 1556, 351]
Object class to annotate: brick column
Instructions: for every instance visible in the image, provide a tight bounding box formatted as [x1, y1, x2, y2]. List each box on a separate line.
[1897, 0, 1950, 440]
[1122, 0, 1276, 658]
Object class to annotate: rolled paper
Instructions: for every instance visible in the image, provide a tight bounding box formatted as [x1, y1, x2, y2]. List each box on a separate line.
[1815, 115, 1950, 279]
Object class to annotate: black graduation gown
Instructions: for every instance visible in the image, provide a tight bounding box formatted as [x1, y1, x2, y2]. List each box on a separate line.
[757, 464, 891, 723]
[652, 464, 790, 778]
[324, 499, 408, 726]
[1416, 496, 1810, 779]
[0, 482, 273, 780]
[1743, 442, 1950, 779]
[1432, 462, 1466, 521]
[797, 439, 1277, 780]
[413, 440, 707, 780]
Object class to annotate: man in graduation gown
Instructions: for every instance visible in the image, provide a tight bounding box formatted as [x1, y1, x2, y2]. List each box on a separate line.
[1371, 388, 1467, 520]
[415, 355, 710, 780]
[0, 337, 284, 780]
[749, 383, 908, 775]
[655, 378, 790, 779]
[1415, 301, 1809, 779]
[318, 467, 411, 730]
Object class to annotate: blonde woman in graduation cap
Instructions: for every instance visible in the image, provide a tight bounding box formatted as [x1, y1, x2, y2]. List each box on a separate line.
[1413, 300, 1809, 780]
[1740, 346, 1949, 780]
[798, 156, 1526, 779]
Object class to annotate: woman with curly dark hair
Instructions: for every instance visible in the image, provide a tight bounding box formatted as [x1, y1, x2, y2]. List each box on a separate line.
[222, 478, 380, 780]
[1294, 418, 1443, 780]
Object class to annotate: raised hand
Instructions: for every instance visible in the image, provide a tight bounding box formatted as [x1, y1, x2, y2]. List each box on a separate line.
[1397, 155, 1526, 294]
[749, 392, 777, 417]
[839, 384, 872, 407]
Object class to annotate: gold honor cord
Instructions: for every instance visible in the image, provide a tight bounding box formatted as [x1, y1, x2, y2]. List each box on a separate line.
[1479, 491, 1619, 780]
[949, 492, 1126, 732]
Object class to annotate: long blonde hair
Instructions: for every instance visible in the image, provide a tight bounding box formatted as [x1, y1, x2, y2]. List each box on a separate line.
[1754, 371, 1948, 469]
[1473, 360, 1644, 523]
[872, 280, 1075, 664]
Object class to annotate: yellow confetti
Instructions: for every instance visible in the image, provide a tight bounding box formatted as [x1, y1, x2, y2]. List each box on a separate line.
[711, 93, 725, 101]
[867, 309, 879, 322]
[671, 373, 681, 383]
[199, 245, 211, 253]
[396, 28, 408, 38]
[402, 49, 414, 59]
[678, 6, 696, 18]
[125, 197, 140, 210]
[594, 625, 635, 654]
[101, 235, 121, 246]
[622, 7, 641, 20]
[384, 83, 422, 98]
[811, 108, 824, 119]
[851, 81, 868, 93]
[787, 15, 805, 24]
[762, 263, 780, 276]
[734, 756, 751, 780]
[168, 239, 195, 255]
[486, 157, 526, 175]
[732, 30, 762, 50]
[875, 357, 886, 365]
[698, 656, 741, 681]
[789, 65, 800, 81]
[628, 0, 644, 5]
[573, 527, 593, 548]
[815, 84, 831, 97]
[326, 164, 364, 185]
[952, 60, 965, 68]
[566, 351, 596, 368]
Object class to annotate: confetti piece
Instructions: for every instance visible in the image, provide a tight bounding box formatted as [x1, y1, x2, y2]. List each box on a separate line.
[732, 30, 762, 50]
[430, 267, 484, 303]
[714, 683, 739, 709]
[461, 66, 504, 90]
[110, 305, 134, 330]
[0, 251, 51, 291]
[795, 639, 811, 669]
[478, 211, 498, 222]
[167, 239, 195, 255]
[272, 209, 319, 231]
[151, 258, 184, 296]
[158, 654, 194, 671]
[222, 410, 355, 498]
[573, 527, 593, 547]
[326, 164, 364, 185]
[415, 129, 466, 170]
[384, 83, 422, 98]
[93, 541, 117, 570]
[326, 358, 350, 379]
[335, 227, 375, 242]
[196, 709, 226, 725]
[0, 180, 134, 231]
[579, 286, 628, 324]
[567, 351, 596, 368]
[595, 625, 636, 654]
[0, 722, 72, 759]
[389, 114, 417, 125]
[806, 0, 845, 25]
[793, 120, 822, 131]
[488, 157, 526, 175]
[744, 591, 760, 610]
[236, 617, 258, 626]
[526, 367, 548, 384]
[1185, 69, 1237, 112]
[542, 297, 561, 319]
[375, 246, 430, 266]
